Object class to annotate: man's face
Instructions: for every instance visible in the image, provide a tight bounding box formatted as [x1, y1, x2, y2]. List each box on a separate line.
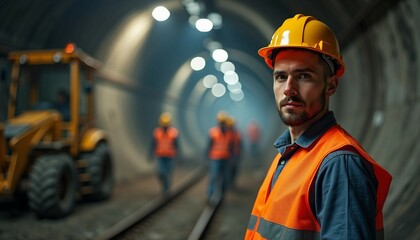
[272, 49, 336, 127]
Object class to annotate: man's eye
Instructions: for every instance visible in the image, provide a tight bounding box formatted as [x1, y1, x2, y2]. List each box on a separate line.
[297, 73, 311, 80]
[274, 74, 287, 81]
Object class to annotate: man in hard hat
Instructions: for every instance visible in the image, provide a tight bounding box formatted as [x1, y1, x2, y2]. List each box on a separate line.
[149, 112, 179, 194]
[245, 14, 392, 239]
[226, 116, 242, 188]
[247, 120, 261, 160]
[53, 89, 70, 121]
[206, 111, 233, 203]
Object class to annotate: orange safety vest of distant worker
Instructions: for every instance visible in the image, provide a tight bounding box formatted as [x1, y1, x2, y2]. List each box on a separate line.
[245, 126, 392, 239]
[153, 127, 178, 157]
[230, 130, 241, 157]
[208, 127, 231, 160]
[247, 121, 260, 144]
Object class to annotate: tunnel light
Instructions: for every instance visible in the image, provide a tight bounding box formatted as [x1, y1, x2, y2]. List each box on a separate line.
[211, 83, 226, 97]
[223, 70, 239, 85]
[184, 1, 201, 16]
[212, 49, 228, 62]
[227, 81, 242, 93]
[152, 6, 170, 21]
[203, 75, 217, 88]
[190, 56, 206, 71]
[208, 13, 223, 29]
[220, 61, 235, 73]
[230, 90, 244, 102]
[195, 18, 213, 32]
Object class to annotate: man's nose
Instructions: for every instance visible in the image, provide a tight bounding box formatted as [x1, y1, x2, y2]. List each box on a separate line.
[283, 77, 297, 96]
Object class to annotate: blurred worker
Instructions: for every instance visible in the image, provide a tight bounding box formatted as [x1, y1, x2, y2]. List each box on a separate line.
[245, 14, 392, 239]
[247, 120, 261, 158]
[226, 116, 241, 187]
[149, 112, 179, 194]
[53, 89, 70, 121]
[206, 111, 232, 202]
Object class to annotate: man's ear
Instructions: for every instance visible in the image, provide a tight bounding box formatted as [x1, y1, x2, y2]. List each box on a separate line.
[326, 76, 338, 96]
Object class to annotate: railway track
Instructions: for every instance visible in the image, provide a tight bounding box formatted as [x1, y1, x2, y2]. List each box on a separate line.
[94, 164, 223, 240]
[0, 163, 260, 239]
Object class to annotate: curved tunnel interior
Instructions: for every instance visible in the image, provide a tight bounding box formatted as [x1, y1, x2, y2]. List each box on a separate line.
[0, 0, 419, 238]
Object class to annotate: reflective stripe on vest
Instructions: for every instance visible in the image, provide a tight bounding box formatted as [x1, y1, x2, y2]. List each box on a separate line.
[154, 127, 178, 157]
[247, 214, 320, 240]
[247, 214, 385, 240]
[245, 125, 392, 239]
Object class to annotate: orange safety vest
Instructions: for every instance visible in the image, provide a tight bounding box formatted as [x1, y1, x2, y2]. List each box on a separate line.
[231, 130, 241, 157]
[245, 125, 392, 240]
[208, 127, 231, 160]
[247, 122, 260, 144]
[153, 127, 178, 157]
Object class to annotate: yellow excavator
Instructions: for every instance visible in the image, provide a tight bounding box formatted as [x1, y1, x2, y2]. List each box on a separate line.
[0, 43, 113, 218]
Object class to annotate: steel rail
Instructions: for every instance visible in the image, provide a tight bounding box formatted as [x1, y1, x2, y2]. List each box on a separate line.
[94, 165, 207, 240]
[187, 192, 223, 240]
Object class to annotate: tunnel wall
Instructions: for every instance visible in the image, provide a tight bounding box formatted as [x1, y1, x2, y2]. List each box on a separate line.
[0, 0, 418, 237]
[332, 0, 419, 237]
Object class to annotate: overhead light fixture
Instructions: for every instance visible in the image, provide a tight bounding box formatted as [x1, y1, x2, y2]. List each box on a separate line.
[195, 18, 213, 32]
[202, 75, 217, 88]
[212, 49, 228, 62]
[230, 90, 244, 102]
[211, 83, 226, 97]
[220, 61, 235, 73]
[208, 13, 223, 29]
[152, 6, 170, 21]
[190, 56, 206, 71]
[223, 71, 239, 85]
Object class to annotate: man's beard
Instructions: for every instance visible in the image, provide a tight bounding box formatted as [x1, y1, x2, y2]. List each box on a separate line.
[277, 95, 326, 127]
[278, 106, 309, 127]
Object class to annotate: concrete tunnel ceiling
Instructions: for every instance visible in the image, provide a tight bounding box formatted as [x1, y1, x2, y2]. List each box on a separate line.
[0, 0, 418, 238]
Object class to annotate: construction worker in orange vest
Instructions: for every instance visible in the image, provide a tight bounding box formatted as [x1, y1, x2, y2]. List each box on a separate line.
[226, 116, 242, 188]
[149, 112, 179, 194]
[247, 120, 261, 158]
[245, 14, 392, 239]
[206, 111, 233, 202]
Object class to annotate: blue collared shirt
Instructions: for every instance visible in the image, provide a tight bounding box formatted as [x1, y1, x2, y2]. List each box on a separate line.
[271, 111, 378, 239]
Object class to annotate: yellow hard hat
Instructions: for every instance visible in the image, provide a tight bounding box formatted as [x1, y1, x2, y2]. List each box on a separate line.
[258, 14, 345, 77]
[159, 112, 172, 127]
[226, 117, 235, 127]
[216, 111, 228, 123]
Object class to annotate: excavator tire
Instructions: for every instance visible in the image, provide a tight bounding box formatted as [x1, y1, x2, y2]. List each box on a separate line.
[82, 142, 113, 201]
[28, 153, 77, 219]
